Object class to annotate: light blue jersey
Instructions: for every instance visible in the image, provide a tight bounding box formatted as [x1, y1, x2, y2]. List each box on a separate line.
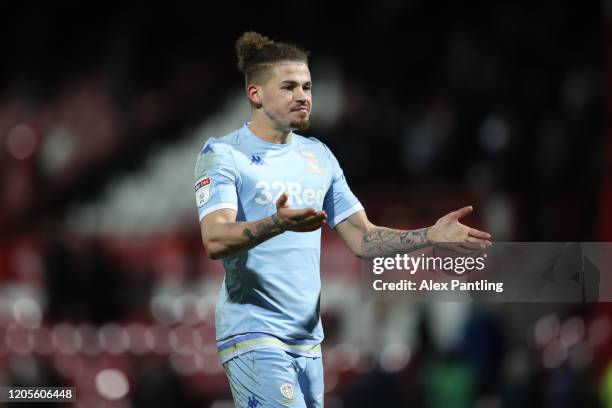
[194, 123, 362, 363]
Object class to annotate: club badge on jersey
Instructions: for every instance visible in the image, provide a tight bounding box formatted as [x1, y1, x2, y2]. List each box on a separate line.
[279, 383, 295, 404]
[300, 149, 324, 174]
[195, 176, 211, 206]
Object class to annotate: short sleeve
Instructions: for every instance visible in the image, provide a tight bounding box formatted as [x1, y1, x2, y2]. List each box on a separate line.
[194, 141, 239, 221]
[321, 144, 363, 227]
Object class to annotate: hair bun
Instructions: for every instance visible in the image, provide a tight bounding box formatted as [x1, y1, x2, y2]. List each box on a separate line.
[236, 31, 274, 73]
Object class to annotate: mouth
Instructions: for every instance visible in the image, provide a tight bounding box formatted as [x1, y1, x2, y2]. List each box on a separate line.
[292, 106, 310, 113]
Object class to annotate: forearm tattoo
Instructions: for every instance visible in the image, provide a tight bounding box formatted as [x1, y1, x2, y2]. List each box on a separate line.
[362, 226, 431, 258]
[242, 214, 284, 243]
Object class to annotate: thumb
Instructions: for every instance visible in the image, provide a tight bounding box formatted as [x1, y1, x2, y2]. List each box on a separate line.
[276, 192, 289, 209]
[451, 206, 473, 220]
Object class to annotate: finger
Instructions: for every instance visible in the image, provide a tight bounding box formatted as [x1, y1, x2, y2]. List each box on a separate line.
[276, 192, 289, 209]
[299, 211, 327, 224]
[468, 227, 491, 239]
[300, 224, 325, 232]
[299, 218, 327, 231]
[450, 206, 473, 220]
[287, 208, 317, 220]
[466, 236, 492, 248]
[461, 240, 485, 250]
[300, 213, 327, 225]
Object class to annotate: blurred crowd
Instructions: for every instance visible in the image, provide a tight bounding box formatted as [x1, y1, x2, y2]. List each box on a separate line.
[0, 1, 610, 407]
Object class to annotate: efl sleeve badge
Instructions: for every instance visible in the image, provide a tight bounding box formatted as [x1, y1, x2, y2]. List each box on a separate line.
[195, 176, 211, 206]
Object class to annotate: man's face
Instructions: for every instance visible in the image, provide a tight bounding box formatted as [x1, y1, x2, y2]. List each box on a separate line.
[257, 62, 312, 131]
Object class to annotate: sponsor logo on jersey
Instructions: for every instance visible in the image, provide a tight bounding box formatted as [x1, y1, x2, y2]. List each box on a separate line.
[195, 176, 211, 206]
[254, 181, 325, 206]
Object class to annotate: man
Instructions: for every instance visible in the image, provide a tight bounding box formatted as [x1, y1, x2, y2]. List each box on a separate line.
[194, 31, 492, 408]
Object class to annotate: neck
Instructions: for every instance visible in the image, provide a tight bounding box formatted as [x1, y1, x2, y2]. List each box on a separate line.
[248, 114, 292, 144]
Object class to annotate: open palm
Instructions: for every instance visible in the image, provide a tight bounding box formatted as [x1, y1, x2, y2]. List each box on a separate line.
[427, 206, 492, 250]
[275, 193, 327, 232]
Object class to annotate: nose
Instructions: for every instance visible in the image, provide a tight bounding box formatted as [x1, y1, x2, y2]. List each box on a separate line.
[294, 87, 309, 102]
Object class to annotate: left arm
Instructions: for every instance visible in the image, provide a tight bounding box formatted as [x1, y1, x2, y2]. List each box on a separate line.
[335, 207, 492, 258]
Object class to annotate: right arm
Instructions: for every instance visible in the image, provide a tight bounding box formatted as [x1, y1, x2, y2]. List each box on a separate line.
[200, 193, 327, 259]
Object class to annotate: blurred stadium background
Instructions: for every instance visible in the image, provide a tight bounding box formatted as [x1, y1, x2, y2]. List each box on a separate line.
[1, 1, 611, 407]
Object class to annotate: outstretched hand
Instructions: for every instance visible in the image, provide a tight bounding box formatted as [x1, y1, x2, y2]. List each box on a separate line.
[275, 193, 327, 232]
[427, 206, 492, 252]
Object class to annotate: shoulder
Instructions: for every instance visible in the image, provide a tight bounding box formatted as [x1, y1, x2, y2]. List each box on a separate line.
[194, 129, 242, 176]
[198, 129, 242, 157]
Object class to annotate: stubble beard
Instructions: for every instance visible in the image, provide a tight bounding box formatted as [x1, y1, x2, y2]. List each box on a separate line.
[290, 117, 310, 131]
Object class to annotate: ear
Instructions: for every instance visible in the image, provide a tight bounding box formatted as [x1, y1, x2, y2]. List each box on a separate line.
[247, 84, 263, 108]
